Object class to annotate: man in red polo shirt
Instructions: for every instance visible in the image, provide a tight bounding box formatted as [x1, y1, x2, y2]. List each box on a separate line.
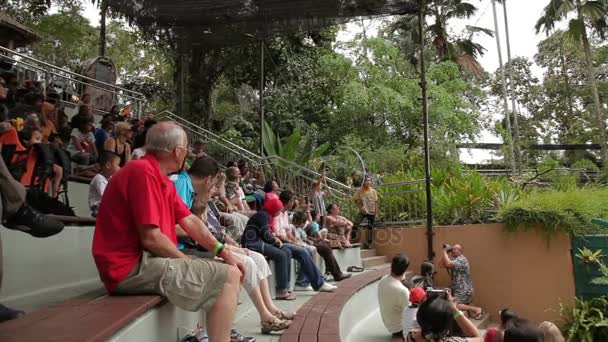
[92, 121, 245, 342]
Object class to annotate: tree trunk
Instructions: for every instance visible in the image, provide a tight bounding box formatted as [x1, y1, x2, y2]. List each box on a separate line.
[578, 7, 608, 165]
[492, 0, 516, 173]
[99, 0, 108, 57]
[559, 39, 576, 139]
[502, 0, 522, 174]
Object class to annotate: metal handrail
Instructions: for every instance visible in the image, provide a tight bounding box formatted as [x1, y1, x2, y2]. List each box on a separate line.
[158, 111, 263, 163]
[0, 45, 144, 97]
[265, 155, 351, 190]
[156, 110, 351, 196]
[3, 55, 144, 103]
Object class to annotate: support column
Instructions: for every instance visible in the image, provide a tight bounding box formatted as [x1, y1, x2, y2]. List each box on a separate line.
[418, 0, 434, 261]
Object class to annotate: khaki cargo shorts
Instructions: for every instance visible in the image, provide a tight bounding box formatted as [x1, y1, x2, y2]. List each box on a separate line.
[113, 252, 229, 312]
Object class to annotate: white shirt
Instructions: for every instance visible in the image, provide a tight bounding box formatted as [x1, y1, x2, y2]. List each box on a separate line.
[274, 211, 291, 239]
[89, 174, 109, 216]
[401, 306, 420, 335]
[131, 147, 146, 160]
[378, 275, 410, 334]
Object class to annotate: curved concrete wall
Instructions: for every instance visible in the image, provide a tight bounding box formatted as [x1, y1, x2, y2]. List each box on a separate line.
[0, 225, 101, 311]
[374, 224, 575, 324]
[340, 280, 380, 341]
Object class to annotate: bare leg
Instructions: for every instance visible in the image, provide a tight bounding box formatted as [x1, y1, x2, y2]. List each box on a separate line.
[260, 278, 280, 313]
[248, 286, 274, 321]
[457, 303, 482, 317]
[206, 266, 241, 341]
[52, 164, 63, 198]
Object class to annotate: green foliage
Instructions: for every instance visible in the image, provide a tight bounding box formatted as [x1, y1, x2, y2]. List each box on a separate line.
[499, 188, 608, 237]
[560, 296, 608, 342]
[577, 247, 608, 285]
[433, 169, 519, 225]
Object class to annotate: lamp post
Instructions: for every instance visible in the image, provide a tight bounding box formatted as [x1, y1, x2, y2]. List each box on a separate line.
[418, 0, 434, 261]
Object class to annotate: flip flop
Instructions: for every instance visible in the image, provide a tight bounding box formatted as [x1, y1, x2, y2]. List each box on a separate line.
[470, 310, 484, 320]
[347, 266, 364, 273]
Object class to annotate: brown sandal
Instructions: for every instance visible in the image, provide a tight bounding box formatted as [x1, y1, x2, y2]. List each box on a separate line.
[261, 316, 292, 334]
[275, 290, 296, 301]
[272, 309, 296, 320]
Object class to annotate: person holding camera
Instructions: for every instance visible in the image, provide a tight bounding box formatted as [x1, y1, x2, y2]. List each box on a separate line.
[406, 289, 483, 342]
[439, 244, 483, 320]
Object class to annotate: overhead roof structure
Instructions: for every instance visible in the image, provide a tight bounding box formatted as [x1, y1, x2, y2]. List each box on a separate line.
[0, 13, 40, 49]
[106, 0, 419, 46]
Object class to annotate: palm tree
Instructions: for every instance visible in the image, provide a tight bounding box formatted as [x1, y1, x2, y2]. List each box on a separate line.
[536, 0, 608, 164]
[387, 0, 493, 76]
[498, 0, 522, 173]
[492, 0, 516, 173]
[99, 0, 109, 56]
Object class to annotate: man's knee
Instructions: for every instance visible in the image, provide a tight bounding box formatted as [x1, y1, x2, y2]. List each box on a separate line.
[225, 265, 241, 287]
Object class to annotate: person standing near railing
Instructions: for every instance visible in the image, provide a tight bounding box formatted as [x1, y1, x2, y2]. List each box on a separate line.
[353, 174, 379, 249]
[310, 174, 327, 229]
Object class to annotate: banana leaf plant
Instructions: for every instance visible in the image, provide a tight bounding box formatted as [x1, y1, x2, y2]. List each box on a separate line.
[262, 120, 329, 189]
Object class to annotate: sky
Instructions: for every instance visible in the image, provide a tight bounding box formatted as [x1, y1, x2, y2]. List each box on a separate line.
[81, 0, 562, 164]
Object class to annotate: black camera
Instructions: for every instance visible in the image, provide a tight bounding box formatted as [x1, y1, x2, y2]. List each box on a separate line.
[426, 288, 449, 300]
[443, 243, 453, 252]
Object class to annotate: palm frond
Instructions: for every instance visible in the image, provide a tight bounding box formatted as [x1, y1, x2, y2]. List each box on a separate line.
[564, 18, 585, 43]
[580, 1, 608, 20]
[465, 25, 494, 38]
[445, 2, 478, 20]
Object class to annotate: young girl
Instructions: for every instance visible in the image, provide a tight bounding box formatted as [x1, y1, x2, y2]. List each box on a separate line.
[306, 209, 328, 240]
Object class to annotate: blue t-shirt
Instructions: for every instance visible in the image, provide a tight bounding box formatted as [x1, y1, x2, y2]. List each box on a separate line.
[170, 171, 194, 209]
[311, 221, 320, 233]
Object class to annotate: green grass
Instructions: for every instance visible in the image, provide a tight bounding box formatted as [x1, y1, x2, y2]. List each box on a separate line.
[499, 187, 608, 238]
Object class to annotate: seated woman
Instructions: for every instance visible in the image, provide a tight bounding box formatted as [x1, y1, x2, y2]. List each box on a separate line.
[212, 172, 249, 240]
[406, 291, 482, 342]
[263, 180, 280, 201]
[171, 157, 295, 334]
[104, 121, 132, 167]
[274, 191, 337, 292]
[292, 211, 351, 282]
[67, 118, 97, 165]
[325, 203, 354, 248]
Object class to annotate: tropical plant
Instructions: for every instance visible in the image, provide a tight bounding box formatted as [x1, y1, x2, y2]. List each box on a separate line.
[262, 120, 329, 188]
[560, 296, 608, 342]
[426, 0, 494, 76]
[576, 247, 608, 285]
[499, 187, 608, 238]
[536, 0, 608, 164]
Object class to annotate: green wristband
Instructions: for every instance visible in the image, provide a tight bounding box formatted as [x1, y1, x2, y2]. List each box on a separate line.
[213, 242, 224, 256]
[453, 310, 464, 320]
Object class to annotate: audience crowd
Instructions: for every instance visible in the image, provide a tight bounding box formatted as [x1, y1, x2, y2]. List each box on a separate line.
[377, 251, 566, 342]
[0, 73, 566, 341]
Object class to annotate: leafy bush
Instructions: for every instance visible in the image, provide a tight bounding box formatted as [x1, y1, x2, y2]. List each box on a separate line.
[560, 296, 608, 342]
[499, 187, 608, 237]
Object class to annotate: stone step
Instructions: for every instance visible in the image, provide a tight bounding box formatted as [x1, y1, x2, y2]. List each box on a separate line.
[470, 312, 491, 330]
[362, 255, 387, 269]
[360, 248, 377, 259]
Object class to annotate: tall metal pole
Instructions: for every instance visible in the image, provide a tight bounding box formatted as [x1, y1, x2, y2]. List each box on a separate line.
[259, 40, 265, 157]
[178, 52, 185, 116]
[492, 0, 516, 173]
[502, 0, 521, 173]
[418, 0, 434, 262]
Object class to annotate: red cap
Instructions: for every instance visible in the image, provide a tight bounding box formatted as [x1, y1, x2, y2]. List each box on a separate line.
[410, 288, 426, 304]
